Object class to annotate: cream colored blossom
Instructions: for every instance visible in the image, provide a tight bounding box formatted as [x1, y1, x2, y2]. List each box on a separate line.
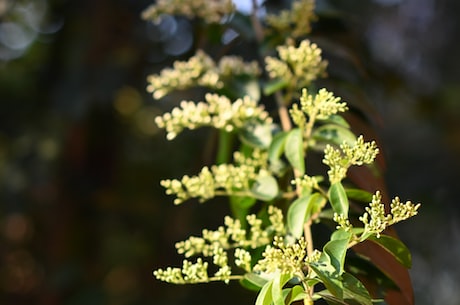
[142, 0, 235, 24]
[266, 0, 317, 38]
[265, 39, 327, 91]
[155, 93, 271, 140]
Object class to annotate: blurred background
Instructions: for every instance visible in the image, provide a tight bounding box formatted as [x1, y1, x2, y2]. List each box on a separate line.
[0, 0, 459, 304]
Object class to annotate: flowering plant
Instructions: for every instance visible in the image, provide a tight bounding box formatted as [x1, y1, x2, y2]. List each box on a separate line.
[144, 1, 420, 304]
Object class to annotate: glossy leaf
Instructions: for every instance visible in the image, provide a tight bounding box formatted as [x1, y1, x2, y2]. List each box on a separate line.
[329, 182, 349, 218]
[345, 188, 373, 203]
[309, 261, 344, 299]
[287, 193, 326, 239]
[323, 236, 351, 275]
[284, 285, 308, 305]
[321, 114, 350, 128]
[284, 128, 305, 175]
[313, 124, 356, 147]
[256, 279, 274, 305]
[368, 234, 412, 268]
[342, 273, 373, 305]
[272, 273, 292, 305]
[239, 122, 272, 149]
[268, 131, 288, 162]
[251, 175, 279, 201]
[240, 273, 269, 292]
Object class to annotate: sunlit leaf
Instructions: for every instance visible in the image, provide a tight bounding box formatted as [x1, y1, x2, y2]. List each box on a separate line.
[272, 273, 292, 305]
[285, 128, 305, 175]
[329, 182, 349, 218]
[240, 273, 269, 291]
[323, 236, 350, 275]
[368, 234, 412, 268]
[312, 124, 356, 147]
[342, 273, 373, 305]
[251, 175, 279, 201]
[268, 131, 288, 162]
[239, 122, 272, 149]
[285, 285, 308, 305]
[256, 279, 274, 305]
[309, 261, 344, 299]
[287, 193, 326, 238]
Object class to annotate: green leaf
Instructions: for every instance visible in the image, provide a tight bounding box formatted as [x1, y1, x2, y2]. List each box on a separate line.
[342, 273, 373, 305]
[345, 188, 373, 203]
[287, 195, 310, 239]
[312, 124, 356, 147]
[230, 196, 257, 224]
[255, 279, 274, 305]
[284, 128, 305, 175]
[251, 175, 279, 201]
[240, 273, 269, 291]
[263, 78, 289, 96]
[323, 237, 350, 275]
[309, 261, 344, 299]
[328, 182, 349, 218]
[239, 122, 273, 149]
[285, 285, 308, 305]
[321, 114, 350, 128]
[272, 273, 292, 305]
[287, 193, 326, 239]
[368, 234, 412, 268]
[268, 131, 288, 162]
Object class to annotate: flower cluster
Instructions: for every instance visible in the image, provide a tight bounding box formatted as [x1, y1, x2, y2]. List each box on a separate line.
[290, 88, 348, 128]
[146, 50, 260, 99]
[266, 0, 317, 38]
[334, 191, 421, 239]
[161, 150, 269, 204]
[291, 175, 322, 194]
[254, 236, 319, 278]
[142, 0, 235, 24]
[154, 206, 285, 284]
[323, 136, 379, 184]
[265, 40, 327, 91]
[155, 93, 271, 140]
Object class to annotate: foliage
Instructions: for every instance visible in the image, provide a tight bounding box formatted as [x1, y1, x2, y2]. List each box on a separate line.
[144, 0, 420, 304]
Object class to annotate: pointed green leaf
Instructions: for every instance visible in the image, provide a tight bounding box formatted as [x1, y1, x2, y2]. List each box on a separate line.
[240, 273, 269, 291]
[328, 182, 349, 218]
[256, 279, 274, 305]
[285, 128, 305, 175]
[342, 273, 373, 305]
[323, 237, 350, 275]
[239, 122, 273, 149]
[321, 114, 350, 128]
[287, 193, 326, 239]
[251, 175, 279, 201]
[272, 273, 292, 305]
[263, 78, 289, 96]
[287, 195, 310, 239]
[368, 234, 412, 268]
[345, 188, 373, 203]
[285, 285, 308, 305]
[268, 131, 288, 162]
[312, 124, 356, 147]
[309, 262, 344, 299]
